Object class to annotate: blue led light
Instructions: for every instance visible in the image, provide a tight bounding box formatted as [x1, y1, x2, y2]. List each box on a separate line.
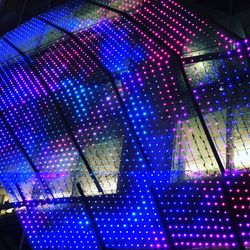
[0, 0, 249, 249]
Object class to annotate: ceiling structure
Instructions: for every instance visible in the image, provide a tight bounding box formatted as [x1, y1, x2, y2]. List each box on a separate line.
[0, 0, 249, 249]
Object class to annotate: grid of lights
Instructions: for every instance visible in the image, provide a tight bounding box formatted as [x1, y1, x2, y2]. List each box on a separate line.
[0, 0, 249, 249]
[16, 171, 250, 249]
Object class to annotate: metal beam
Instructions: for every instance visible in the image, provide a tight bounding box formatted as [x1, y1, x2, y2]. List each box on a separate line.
[76, 183, 106, 250]
[178, 64, 225, 174]
[225, 107, 234, 170]
[2, 37, 104, 194]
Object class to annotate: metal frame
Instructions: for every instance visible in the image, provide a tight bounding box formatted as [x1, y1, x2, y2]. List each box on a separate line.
[77, 183, 106, 250]
[0, 1, 248, 249]
[84, 1, 247, 249]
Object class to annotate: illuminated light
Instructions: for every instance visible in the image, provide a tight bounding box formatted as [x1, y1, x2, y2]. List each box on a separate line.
[0, 0, 249, 249]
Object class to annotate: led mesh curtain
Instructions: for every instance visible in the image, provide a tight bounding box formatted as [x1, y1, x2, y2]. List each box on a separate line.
[0, 0, 249, 249]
